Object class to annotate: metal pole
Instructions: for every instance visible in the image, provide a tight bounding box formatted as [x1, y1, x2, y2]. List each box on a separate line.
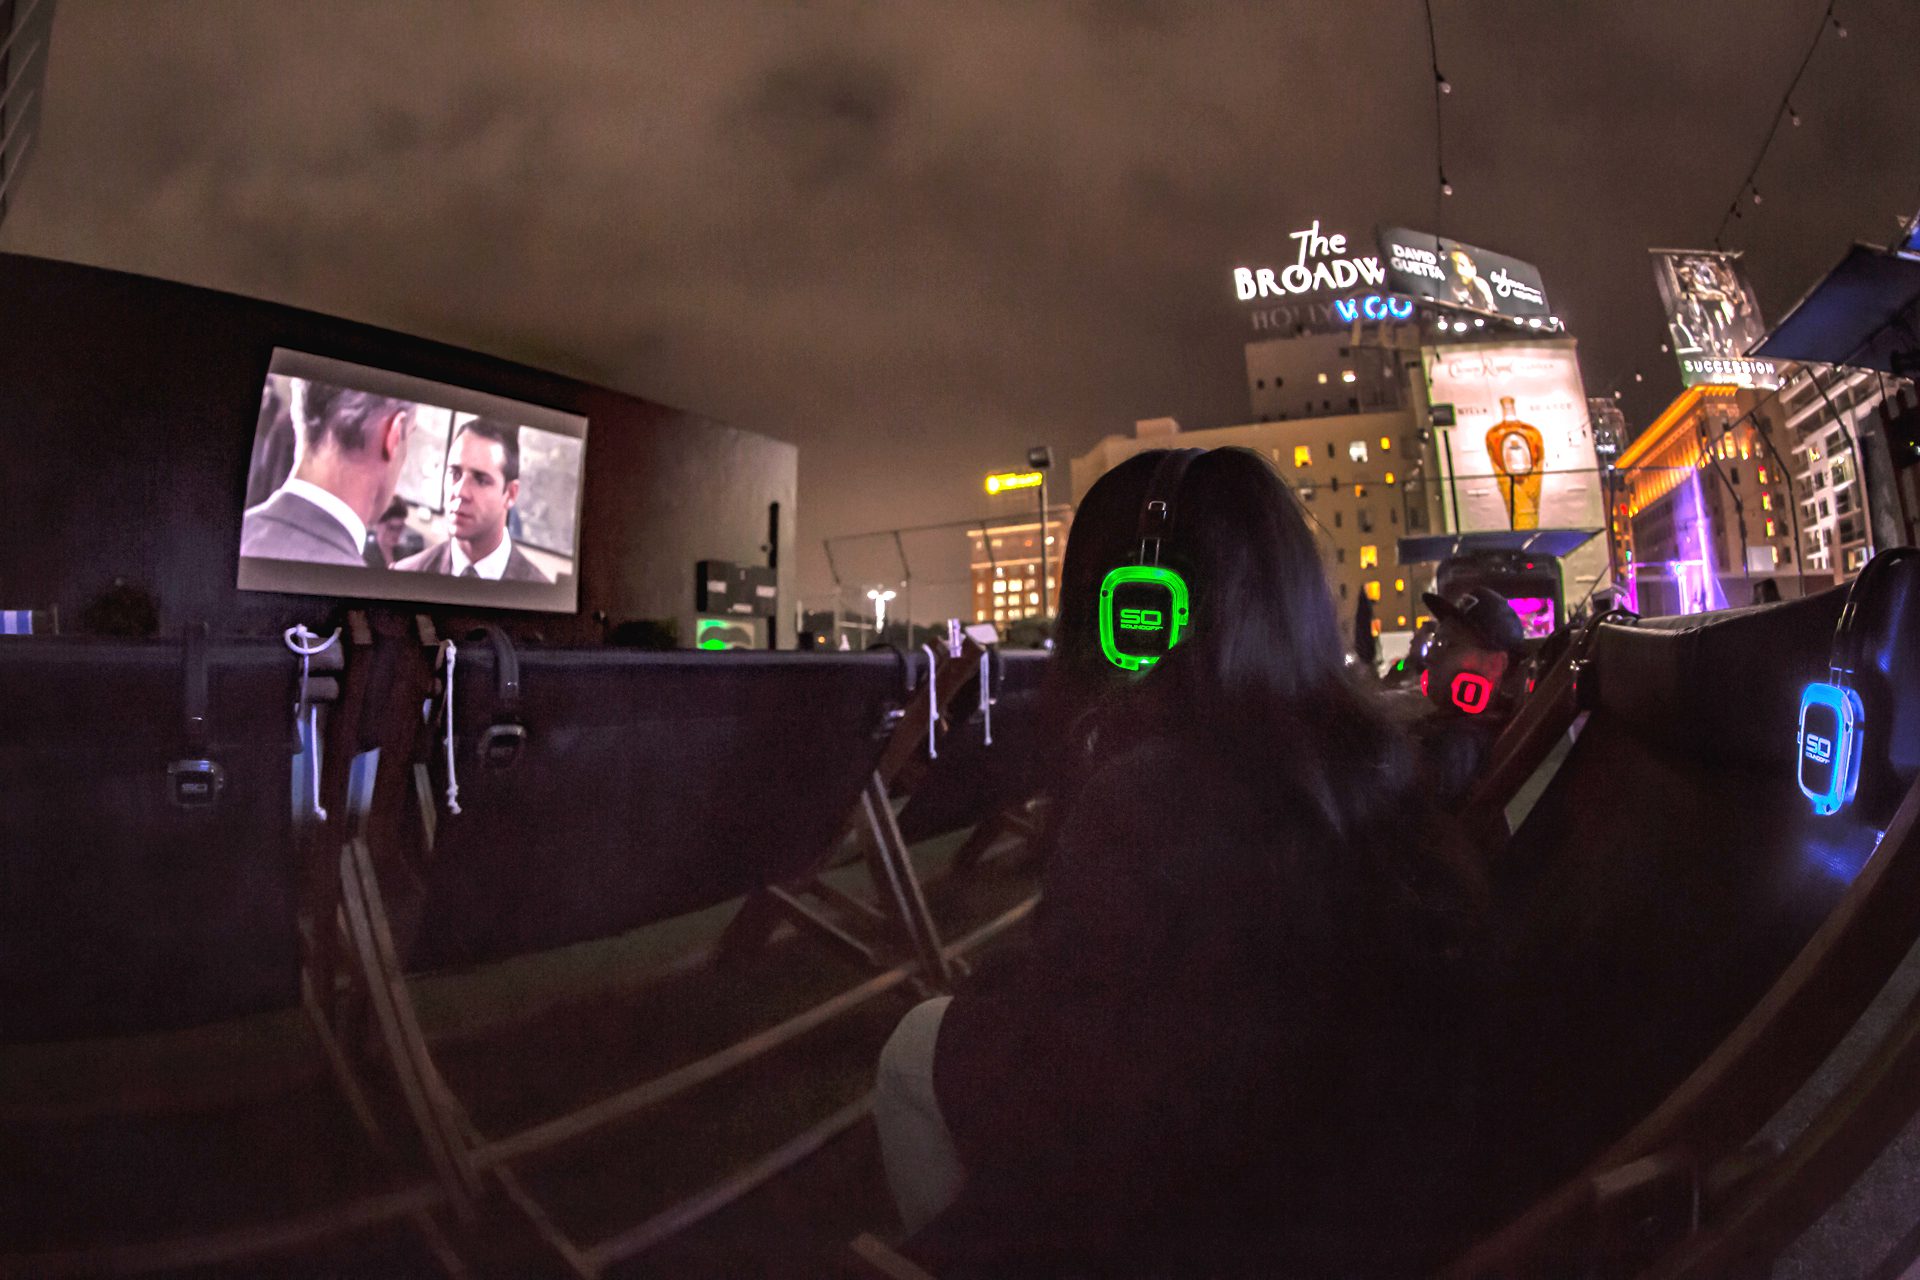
[1038, 475, 1050, 621]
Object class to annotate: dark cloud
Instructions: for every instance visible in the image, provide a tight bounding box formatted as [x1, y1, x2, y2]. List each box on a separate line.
[5, 0, 1918, 619]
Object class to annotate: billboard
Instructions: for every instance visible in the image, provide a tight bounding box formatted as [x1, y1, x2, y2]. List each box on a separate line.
[1650, 249, 1783, 390]
[1378, 227, 1552, 320]
[1424, 339, 1608, 601]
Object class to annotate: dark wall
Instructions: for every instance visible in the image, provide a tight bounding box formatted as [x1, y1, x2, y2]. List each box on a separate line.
[0, 253, 796, 642]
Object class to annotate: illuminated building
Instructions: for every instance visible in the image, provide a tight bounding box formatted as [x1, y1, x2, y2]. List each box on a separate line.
[1770, 365, 1899, 580]
[967, 482, 1068, 628]
[1616, 385, 1800, 613]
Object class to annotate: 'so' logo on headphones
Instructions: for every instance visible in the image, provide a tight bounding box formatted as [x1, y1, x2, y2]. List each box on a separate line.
[1450, 672, 1493, 715]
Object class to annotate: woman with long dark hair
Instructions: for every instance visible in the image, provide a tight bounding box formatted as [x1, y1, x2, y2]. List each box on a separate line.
[874, 447, 1487, 1275]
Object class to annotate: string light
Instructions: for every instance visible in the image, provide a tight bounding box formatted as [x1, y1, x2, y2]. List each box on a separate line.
[1713, 0, 1846, 248]
[1436, 71, 1452, 95]
[1441, 173, 1454, 197]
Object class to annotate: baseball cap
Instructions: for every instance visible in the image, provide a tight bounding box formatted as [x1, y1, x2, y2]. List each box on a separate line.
[1420, 586, 1526, 655]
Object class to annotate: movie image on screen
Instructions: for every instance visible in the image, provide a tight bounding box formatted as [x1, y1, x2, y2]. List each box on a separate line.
[237, 349, 589, 613]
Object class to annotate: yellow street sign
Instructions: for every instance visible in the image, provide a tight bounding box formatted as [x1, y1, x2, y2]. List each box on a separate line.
[985, 470, 1043, 495]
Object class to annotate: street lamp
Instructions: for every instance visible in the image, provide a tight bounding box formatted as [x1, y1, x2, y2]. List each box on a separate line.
[1027, 446, 1054, 621]
[866, 587, 897, 635]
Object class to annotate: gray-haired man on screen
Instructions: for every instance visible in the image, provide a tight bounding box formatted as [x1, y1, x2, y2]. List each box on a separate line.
[241, 387, 414, 566]
[395, 417, 551, 583]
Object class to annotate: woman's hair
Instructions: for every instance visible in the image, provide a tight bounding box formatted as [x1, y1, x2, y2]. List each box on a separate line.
[1040, 446, 1422, 845]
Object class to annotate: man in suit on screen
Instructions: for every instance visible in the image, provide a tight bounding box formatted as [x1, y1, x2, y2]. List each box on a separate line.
[395, 417, 551, 583]
[241, 386, 415, 566]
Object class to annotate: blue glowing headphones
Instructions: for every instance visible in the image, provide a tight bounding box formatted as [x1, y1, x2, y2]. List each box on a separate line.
[1098, 449, 1203, 672]
[1798, 549, 1918, 816]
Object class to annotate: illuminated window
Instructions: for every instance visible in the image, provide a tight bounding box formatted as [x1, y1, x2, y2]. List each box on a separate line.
[1294, 445, 1312, 468]
[1045, 536, 1056, 546]
[1009, 578, 1023, 591]
[1029, 592, 1039, 605]
[1397, 615, 1407, 627]
[1384, 472, 1396, 486]
[1349, 440, 1369, 463]
[1046, 578, 1055, 590]
[1759, 466, 1770, 483]
[1381, 436, 1392, 451]
[1772, 546, 1781, 566]
[1740, 441, 1751, 460]
[992, 580, 1005, 594]
[1317, 373, 1329, 385]
[978, 611, 988, 622]
[1394, 578, 1405, 592]
[1365, 581, 1381, 602]
[1341, 371, 1357, 384]
[1360, 545, 1379, 568]
[1766, 519, 1777, 537]
[976, 583, 985, 594]
[1762, 493, 1772, 511]
[1354, 484, 1366, 498]
[995, 565, 1004, 576]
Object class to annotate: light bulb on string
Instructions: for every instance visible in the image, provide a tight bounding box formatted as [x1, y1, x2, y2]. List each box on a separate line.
[1752, 188, 1764, 205]
[1440, 172, 1454, 197]
[1789, 104, 1802, 127]
[1436, 71, 1452, 94]
[1634, 371, 1645, 383]
[1832, 15, 1847, 37]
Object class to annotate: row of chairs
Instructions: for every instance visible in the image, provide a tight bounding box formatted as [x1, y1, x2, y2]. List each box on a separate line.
[853, 552, 1920, 1277]
[0, 622, 1046, 1275]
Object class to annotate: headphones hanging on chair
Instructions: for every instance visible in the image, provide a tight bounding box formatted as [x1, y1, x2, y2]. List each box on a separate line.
[1098, 449, 1204, 672]
[1798, 548, 1918, 816]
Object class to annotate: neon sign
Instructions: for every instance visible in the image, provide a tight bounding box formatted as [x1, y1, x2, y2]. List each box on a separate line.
[1235, 220, 1386, 300]
[1333, 294, 1415, 322]
[985, 470, 1043, 494]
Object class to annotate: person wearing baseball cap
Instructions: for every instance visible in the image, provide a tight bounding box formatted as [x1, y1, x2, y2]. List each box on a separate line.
[1418, 586, 1530, 720]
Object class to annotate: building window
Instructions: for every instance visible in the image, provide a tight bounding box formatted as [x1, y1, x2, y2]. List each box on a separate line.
[1029, 592, 1039, 605]
[1759, 466, 1770, 484]
[1390, 508, 1399, 525]
[1294, 445, 1312, 468]
[1349, 440, 1369, 463]
[1381, 436, 1392, 452]
[1326, 442, 1335, 460]
[1761, 493, 1772, 511]
[1729, 466, 1740, 485]
[1318, 373, 1329, 385]
[1342, 371, 1357, 384]
[1354, 484, 1366, 499]
[992, 580, 1005, 594]
[1393, 578, 1405, 592]
[1765, 519, 1776, 538]
[1334, 511, 1343, 528]
[1365, 581, 1381, 602]
[1360, 545, 1379, 569]
[1256, 378, 1265, 389]
[1384, 472, 1395, 486]
[1339, 583, 1348, 599]
[1337, 548, 1346, 563]
[1397, 615, 1408, 627]
[1358, 508, 1374, 533]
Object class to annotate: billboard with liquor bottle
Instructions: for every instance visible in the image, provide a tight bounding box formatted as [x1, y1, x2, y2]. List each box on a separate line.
[1423, 339, 1609, 602]
[1650, 248, 1783, 390]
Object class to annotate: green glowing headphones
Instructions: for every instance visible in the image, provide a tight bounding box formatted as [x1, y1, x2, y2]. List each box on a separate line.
[1098, 449, 1203, 671]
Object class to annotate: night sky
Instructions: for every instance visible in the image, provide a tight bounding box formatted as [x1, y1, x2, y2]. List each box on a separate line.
[5, 1, 1917, 612]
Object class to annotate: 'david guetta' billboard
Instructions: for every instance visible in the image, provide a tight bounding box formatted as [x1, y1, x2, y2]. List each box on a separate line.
[1424, 339, 1608, 597]
[1380, 228, 1552, 320]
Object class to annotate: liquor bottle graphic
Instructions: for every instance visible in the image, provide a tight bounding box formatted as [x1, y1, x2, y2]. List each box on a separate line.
[1485, 395, 1546, 529]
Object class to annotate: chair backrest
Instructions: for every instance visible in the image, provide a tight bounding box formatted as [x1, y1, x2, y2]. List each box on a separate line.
[1455, 555, 1920, 1273]
[1474, 583, 1856, 1212]
[0, 636, 305, 1041]
[896, 650, 1049, 845]
[405, 647, 912, 972]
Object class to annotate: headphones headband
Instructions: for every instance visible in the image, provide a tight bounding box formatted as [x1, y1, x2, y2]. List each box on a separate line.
[1136, 449, 1204, 564]
[1832, 547, 1918, 687]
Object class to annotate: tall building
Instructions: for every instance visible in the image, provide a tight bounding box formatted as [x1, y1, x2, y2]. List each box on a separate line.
[1616, 385, 1801, 613]
[1770, 365, 1903, 580]
[0, 0, 57, 229]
